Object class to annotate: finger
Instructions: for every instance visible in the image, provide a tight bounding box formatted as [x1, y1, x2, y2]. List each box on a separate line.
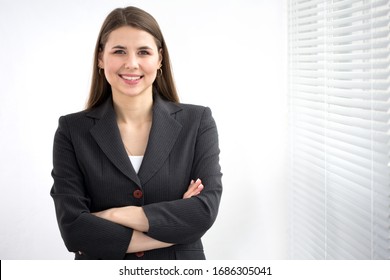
[186, 179, 200, 192]
[188, 184, 204, 197]
[187, 185, 200, 196]
[194, 184, 204, 195]
[183, 179, 203, 199]
[190, 178, 202, 188]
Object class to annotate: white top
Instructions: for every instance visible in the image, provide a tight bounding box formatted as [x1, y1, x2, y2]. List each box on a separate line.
[129, 156, 144, 174]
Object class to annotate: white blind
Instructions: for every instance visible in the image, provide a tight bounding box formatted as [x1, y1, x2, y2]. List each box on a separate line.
[288, 0, 390, 259]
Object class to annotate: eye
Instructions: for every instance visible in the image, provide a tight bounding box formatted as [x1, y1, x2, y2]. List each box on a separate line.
[138, 50, 150, 55]
[113, 50, 126, 55]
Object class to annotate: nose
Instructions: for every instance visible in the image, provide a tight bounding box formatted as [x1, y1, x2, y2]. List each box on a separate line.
[125, 53, 139, 70]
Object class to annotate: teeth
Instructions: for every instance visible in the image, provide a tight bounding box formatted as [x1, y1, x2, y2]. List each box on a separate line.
[122, 76, 141, 81]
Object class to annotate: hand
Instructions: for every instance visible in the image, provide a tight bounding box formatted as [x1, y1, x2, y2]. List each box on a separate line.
[183, 178, 204, 199]
[91, 208, 113, 220]
[92, 206, 149, 232]
[127, 230, 173, 253]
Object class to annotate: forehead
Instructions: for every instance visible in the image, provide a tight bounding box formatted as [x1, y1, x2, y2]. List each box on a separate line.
[105, 26, 158, 49]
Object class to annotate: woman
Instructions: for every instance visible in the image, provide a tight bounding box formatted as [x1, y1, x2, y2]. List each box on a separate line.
[50, 6, 222, 260]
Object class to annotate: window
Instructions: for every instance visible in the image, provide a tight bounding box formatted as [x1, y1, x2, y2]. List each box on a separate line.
[288, 0, 390, 259]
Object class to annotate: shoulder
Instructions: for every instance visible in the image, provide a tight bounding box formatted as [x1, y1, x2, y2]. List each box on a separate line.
[179, 102, 214, 119]
[58, 97, 111, 125]
[176, 102, 212, 118]
[55, 109, 98, 137]
[155, 95, 212, 122]
[60, 110, 88, 122]
[177, 102, 206, 112]
[59, 96, 113, 124]
[57, 109, 91, 128]
[173, 102, 216, 132]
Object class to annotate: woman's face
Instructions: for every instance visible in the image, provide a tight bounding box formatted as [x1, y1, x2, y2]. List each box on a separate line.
[99, 26, 162, 100]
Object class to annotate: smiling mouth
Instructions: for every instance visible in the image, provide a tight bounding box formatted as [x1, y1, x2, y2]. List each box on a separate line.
[120, 75, 143, 81]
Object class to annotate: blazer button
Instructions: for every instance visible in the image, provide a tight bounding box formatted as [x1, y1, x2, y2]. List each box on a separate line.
[135, 251, 144, 258]
[133, 189, 143, 199]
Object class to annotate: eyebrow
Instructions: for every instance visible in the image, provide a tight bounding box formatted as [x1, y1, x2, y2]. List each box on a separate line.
[112, 45, 127, 50]
[111, 45, 153, 50]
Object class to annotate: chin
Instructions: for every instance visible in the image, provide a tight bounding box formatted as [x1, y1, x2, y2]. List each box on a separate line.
[116, 90, 152, 98]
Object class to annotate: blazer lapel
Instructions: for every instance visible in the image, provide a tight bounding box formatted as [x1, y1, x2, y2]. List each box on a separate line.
[138, 95, 183, 185]
[88, 98, 142, 187]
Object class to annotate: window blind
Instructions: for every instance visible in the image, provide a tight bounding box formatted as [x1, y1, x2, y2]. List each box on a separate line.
[288, 0, 390, 259]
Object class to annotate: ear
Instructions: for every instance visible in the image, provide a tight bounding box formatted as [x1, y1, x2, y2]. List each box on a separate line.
[158, 48, 163, 66]
[98, 51, 104, 69]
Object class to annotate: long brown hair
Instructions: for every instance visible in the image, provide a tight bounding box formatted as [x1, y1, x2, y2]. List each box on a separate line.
[86, 6, 179, 109]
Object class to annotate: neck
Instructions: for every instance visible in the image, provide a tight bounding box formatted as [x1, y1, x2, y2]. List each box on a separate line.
[112, 92, 153, 124]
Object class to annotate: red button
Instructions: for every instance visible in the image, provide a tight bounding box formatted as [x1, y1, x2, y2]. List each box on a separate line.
[133, 189, 143, 199]
[135, 251, 144, 257]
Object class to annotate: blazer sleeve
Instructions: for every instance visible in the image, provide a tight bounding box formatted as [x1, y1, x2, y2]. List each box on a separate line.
[143, 107, 223, 244]
[50, 116, 132, 259]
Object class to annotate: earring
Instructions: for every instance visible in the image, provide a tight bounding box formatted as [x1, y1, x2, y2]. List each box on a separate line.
[157, 67, 163, 77]
[98, 67, 103, 75]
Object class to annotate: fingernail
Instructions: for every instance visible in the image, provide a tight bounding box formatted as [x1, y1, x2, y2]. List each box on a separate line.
[198, 184, 204, 189]
[196, 178, 201, 183]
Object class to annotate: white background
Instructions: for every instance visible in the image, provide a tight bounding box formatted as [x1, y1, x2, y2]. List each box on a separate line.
[0, 0, 288, 259]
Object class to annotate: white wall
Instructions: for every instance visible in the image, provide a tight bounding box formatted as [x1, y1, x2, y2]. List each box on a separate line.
[0, 0, 288, 259]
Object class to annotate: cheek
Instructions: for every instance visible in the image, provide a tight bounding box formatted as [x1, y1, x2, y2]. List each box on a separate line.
[143, 61, 160, 74]
[104, 60, 122, 73]
[101, 53, 121, 71]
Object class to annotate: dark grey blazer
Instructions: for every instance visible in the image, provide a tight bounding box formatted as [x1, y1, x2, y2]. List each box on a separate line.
[50, 93, 222, 260]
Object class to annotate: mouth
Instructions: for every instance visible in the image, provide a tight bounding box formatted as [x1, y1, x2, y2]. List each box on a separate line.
[119, 74, 144, 86]
[119, 74, 143, 82]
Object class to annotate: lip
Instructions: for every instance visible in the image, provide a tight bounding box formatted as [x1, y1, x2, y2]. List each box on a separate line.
[119, 74, 143, 85]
